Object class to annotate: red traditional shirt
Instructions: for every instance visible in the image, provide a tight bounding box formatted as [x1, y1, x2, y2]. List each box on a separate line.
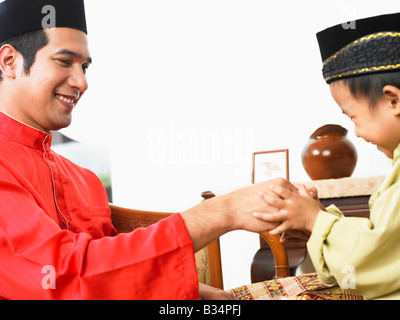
[0, 112, 199, 299]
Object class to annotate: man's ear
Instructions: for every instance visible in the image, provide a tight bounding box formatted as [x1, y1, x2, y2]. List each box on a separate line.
[382, 85, 400, 116]
[0, 44, 18, 80]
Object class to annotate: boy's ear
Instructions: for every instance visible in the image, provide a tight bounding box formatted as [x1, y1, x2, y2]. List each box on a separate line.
[0, 45, 18, 80]
[382, 85, 400, 116]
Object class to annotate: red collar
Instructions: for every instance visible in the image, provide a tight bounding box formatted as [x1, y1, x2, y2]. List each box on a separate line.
[0, 112, 53, 151]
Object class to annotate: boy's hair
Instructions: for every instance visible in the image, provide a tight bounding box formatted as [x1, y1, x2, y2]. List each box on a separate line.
[0, 30, 48, 81]
[342, 72, 400, 108]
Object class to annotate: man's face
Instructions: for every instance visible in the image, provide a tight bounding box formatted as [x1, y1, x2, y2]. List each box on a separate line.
[11, 27, 91, 132]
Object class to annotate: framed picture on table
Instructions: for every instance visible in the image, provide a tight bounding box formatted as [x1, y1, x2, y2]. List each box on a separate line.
[252, 149, 289, 184]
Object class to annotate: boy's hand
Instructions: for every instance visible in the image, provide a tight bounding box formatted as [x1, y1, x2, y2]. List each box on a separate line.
[306, 185, 326, 211]
[253, 183, 323, 235]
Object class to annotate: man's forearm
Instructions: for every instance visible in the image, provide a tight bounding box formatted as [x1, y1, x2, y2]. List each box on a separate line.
[180, 194, 233, 252]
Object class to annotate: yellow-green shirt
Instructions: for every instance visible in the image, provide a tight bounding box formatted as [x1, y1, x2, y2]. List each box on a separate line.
[308, 143, 400, 300]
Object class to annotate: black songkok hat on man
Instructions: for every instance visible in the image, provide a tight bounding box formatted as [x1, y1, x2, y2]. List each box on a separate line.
[0, 0, 87, 43]
[317, 12, 400, 83]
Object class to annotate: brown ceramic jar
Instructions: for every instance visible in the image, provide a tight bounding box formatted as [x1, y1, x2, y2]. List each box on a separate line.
[301, 124, 357, 180]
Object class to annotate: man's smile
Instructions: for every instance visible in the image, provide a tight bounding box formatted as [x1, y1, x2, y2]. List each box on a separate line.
[55, 93, 78, 106]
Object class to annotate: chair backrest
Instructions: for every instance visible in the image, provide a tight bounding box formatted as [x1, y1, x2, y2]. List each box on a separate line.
[109, 204, 172, 231]
[109, 204, 224, 289]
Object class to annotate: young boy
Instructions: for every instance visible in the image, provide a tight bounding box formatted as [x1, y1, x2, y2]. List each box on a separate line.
[254, 12, 400, 300]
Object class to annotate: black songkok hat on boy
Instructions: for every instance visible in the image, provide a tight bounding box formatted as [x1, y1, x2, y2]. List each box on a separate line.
[0, 0, 87, 43]
[317, 12, 400, 83]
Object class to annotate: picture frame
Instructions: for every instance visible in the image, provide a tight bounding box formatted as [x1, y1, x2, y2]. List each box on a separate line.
[252, 149, 289, 184]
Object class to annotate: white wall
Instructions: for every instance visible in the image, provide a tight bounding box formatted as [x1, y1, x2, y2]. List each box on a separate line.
[60, 0, 399, 289]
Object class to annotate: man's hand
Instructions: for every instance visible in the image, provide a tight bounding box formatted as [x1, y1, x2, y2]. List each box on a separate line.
[181, 178, 297, 252]
[218, 178, 299, 233]
[199, 283, 237, 300]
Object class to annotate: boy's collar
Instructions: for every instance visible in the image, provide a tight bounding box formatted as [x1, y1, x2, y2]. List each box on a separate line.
[393, 143, 400, 164]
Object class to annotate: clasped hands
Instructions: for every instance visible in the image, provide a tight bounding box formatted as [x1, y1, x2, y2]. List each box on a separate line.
[253, 178, 325, 242]
[197, 178, 325, 300]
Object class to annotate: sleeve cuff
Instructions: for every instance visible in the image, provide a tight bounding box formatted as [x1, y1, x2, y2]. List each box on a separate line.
[307, 208, 343, 284]
[174, 213, 200, 299]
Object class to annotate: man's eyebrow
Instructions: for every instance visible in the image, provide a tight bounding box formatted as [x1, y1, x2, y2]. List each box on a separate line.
[55, 49, 92, 64]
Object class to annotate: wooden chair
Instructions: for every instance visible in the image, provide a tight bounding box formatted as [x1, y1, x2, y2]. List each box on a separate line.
[109, 203, 224, 289]
[110, 201, 290, 291]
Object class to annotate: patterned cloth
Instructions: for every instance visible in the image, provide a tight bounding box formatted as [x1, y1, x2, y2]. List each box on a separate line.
[229, 273, 363, 300]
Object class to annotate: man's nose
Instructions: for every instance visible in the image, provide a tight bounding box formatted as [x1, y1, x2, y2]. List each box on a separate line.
[68, 67, 88, 94]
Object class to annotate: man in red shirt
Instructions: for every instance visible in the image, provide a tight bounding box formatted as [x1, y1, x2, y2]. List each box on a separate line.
[0, 0, 290, 299]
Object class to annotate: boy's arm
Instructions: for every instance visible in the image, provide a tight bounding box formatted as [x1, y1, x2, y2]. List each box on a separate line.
[307, 197, 400, 299]
[255, 180, 400, 299]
